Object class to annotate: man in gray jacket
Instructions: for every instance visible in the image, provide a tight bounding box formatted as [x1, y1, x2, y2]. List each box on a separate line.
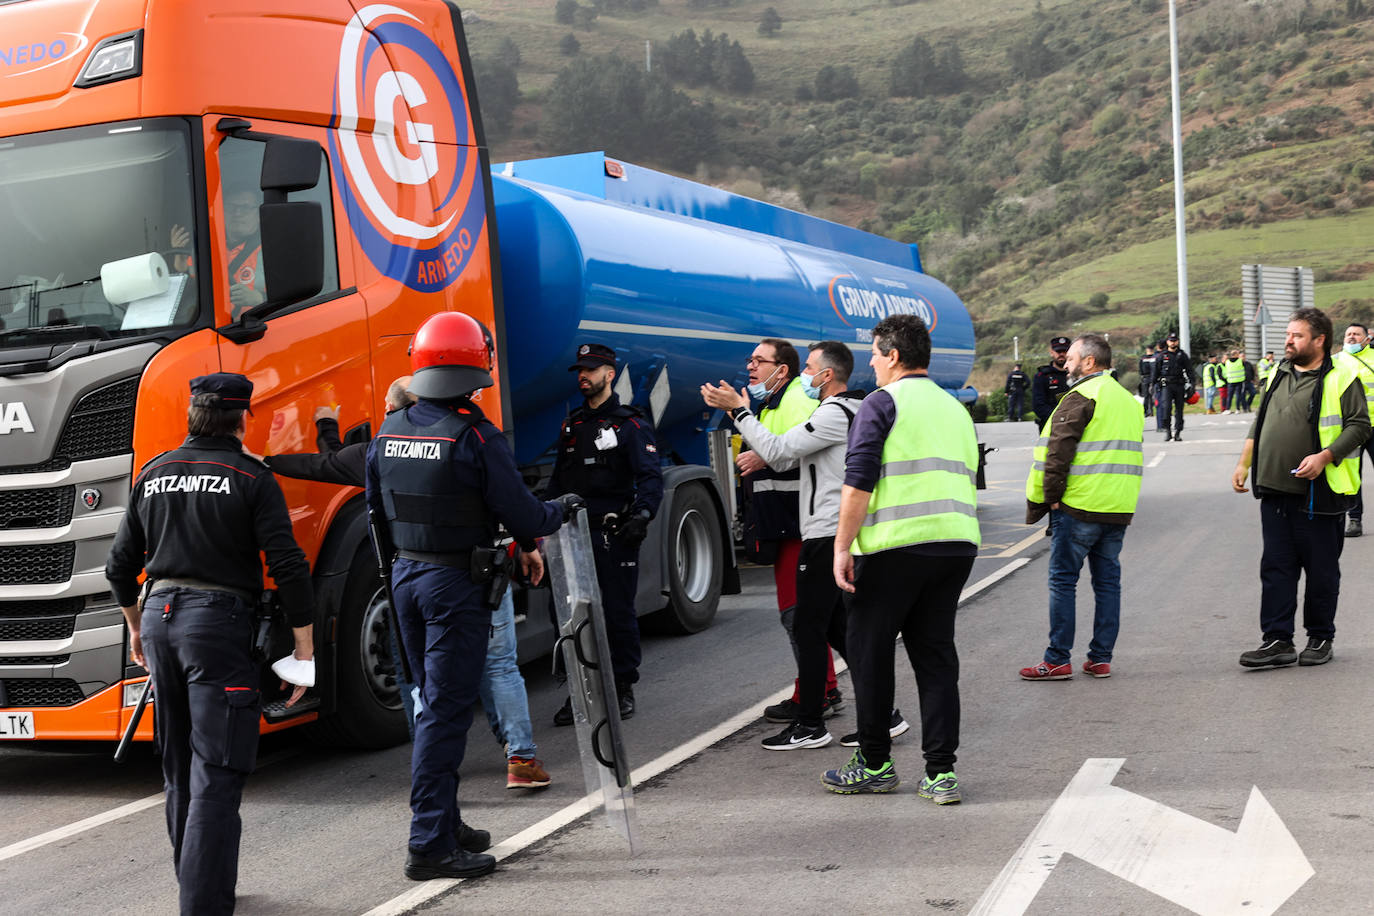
[704, 341, 901, 750]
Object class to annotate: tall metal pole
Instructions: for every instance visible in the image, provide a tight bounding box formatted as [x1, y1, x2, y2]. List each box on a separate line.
[1168, 0, 1191, 355]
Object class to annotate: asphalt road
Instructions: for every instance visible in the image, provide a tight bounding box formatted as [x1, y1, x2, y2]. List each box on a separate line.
[4, 413, 1373, 916]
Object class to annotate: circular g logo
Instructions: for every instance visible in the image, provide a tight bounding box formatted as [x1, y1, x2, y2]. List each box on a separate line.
[333, 4, 488, 291]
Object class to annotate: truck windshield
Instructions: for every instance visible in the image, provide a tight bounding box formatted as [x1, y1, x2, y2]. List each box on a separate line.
[0, 119, 201, 349]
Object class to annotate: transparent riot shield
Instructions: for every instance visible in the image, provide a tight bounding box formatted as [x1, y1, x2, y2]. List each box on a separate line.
[543, 509, 638, 853]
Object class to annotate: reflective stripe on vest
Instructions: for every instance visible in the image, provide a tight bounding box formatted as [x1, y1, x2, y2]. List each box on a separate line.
[1026, 372, 1144, 514]
[1335, 350, 1374, 414]
[853, 377, 980, 556]
[1319, 361, 1361, 495]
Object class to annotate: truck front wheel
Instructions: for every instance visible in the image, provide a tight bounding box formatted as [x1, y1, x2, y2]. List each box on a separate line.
[305, 546, 409, 748]
[655, 482, 723, 634]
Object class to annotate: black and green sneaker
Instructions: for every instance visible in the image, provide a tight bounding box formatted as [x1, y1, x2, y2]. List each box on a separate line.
[918, 771, 962, 805]
[820, 750, 899, 794]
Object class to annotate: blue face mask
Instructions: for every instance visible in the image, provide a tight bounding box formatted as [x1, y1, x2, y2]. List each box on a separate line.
[1345, 342, 1365, 354]
[747, 365, 782, 400]
[799, 369, 828, 400]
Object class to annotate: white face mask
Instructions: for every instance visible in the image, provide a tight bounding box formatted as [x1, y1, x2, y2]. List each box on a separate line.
[799, 369, 828, 400]
[1344, 341, 1366, 354]
[746, 364, 782, 400]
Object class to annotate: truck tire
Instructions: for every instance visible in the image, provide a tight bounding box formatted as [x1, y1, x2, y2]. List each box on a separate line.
[305, 546, 409, 748]
[654, 482, 723, 634]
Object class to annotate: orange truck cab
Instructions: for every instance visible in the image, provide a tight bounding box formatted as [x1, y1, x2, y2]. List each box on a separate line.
[0, 0, 503, 746]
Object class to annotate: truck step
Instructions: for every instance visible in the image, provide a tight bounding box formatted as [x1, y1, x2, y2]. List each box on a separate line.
[262, 695, 321, 722]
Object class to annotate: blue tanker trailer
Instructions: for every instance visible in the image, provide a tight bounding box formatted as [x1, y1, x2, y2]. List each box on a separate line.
[490, 153, 978, 653]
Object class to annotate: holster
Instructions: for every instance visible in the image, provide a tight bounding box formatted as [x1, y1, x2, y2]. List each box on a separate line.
[470, 545, 513, 611]
[252, 590, 280, 663]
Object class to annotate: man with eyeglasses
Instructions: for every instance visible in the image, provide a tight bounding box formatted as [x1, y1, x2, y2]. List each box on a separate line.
[169, 188, 265, 321]
[730, 338, 842, 721]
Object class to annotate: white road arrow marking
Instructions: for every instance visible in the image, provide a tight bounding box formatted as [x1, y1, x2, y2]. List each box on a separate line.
[971, 758, 1313, 916]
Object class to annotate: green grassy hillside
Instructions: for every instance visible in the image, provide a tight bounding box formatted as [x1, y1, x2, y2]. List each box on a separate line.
[459, 0, 1374, 395]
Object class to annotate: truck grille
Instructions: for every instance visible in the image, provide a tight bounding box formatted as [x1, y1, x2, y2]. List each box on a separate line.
[1, 678, 85, 707]
[0, 544, 75, 584]
[0, 486, 75, 530]
[0, 618, 76, 641]
[0, 597, 85, 618]
[0, 598, 83, 641]
[0, 655, 69, 665]
[0, 377, 139, 475]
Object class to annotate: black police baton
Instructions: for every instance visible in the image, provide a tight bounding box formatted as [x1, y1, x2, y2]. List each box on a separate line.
[368, 510, 414, 685]
[113, 678, 152, 763]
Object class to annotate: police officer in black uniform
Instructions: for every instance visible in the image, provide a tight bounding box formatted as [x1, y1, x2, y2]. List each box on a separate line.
[1032, 336, 1071, 429]
[366, 312, 576, 882]
[1004, 362, 1029, 421]
[547, 342, 664, 724]
[106, 373, 315, 916]
[1154, 331, 1195, 441]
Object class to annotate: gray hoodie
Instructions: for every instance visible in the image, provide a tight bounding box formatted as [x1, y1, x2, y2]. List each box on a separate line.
[733, 391, 864, 541]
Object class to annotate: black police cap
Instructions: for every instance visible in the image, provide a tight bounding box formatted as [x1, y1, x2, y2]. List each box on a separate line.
[568, 342, 617, 371]
[1050, 336, 1070, 352]
[1167, 331, 1179, 341]
[190, 372, 254, 411]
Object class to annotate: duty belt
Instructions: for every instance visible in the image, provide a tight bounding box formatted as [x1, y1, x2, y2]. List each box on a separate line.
[148, 577, 253, 603]
[397, 548, 475, 569]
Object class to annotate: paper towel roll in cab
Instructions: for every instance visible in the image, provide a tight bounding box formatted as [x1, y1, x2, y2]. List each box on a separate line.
[101, 252, 170, 304]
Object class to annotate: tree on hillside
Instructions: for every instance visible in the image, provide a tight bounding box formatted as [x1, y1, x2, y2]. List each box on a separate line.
[659, 29, 754, 93]
[890, 36, 937, 97]
[472, 58, 519, 140]
[555, 0, 577, 25]
[497, 37, 521, 68]
[758, 7, 782, 37]
[559, 32, 581, 55]
[1007, 27, 1056, 80]
[815, 64, 859, 101]
[541, 54, 718, 170]
[1040, 137, 1065, 184]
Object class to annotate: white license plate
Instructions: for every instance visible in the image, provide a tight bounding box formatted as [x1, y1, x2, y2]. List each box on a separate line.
[0, 711, 35, 739]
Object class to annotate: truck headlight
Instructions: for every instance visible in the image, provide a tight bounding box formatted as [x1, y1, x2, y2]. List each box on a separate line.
[76, 31, 143, 88]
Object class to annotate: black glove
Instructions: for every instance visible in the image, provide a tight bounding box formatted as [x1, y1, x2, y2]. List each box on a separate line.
[551, 493, 586, 521]
[615, 510, 651, 546]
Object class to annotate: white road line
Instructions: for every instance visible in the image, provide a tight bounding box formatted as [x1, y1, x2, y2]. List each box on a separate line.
[1148, 450, 1166, 468]
[993, 529, 1046, 559]
[0, 792, 165, 864]
[962, 558, 1030, 601]
[363, 559, 1031, 916]
[0, 746, 300, 864]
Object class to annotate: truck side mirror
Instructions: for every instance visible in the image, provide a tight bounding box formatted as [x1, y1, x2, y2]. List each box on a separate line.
[261, 201, 324, 305]
[261, 136, 322, 193]
[258, 137, 324, 312]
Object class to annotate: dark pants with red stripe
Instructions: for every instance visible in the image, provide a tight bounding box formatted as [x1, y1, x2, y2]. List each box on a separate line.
[142, 587, 260, 916]
[594, 526, 642, 686]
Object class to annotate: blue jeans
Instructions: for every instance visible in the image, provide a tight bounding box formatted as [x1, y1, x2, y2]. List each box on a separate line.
[1045, 510, 1127, 665]
[403, 588, 537, 759]
[478, 589, 536, 759]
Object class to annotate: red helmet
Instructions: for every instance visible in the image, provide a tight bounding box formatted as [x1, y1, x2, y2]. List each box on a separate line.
[1186, 390, 1200, 405]
[408, 312, 495, 399]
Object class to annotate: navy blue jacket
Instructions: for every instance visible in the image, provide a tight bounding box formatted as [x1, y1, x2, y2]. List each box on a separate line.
[365, 399, 562, 552]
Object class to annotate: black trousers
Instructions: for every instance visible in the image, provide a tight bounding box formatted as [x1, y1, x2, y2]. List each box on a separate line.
[846, 551, 974, 777]
[142, 588, 260, 916]
[1158, 382, 1186, 433]
[795, 537, 847, 727]
[1259, 495, 1343, 642]
[1007, 391, 1024, 420]
[593, 527, 642, 686]
[392, 558, 488, 856]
